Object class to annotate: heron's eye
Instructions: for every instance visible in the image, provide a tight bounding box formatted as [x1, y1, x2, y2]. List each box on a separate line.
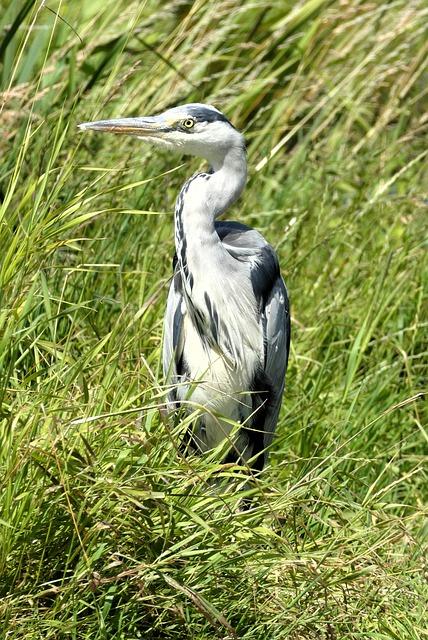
[183, 118, 195, 129]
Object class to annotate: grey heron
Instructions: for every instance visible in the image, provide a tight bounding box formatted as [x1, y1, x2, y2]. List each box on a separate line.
[79, 103, 290, 470]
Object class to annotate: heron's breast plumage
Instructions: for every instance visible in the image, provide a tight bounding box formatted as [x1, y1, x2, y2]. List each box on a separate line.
[174, 234, 263, 451]
[176, 283, 260, 452]
[180, 248, 261, 372]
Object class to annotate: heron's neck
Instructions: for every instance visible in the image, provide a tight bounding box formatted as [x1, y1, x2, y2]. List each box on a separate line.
[206, 145, 247, 217]
[174, 145, 247, 271]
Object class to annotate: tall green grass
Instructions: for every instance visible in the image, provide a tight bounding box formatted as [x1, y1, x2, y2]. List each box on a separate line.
[0, 0, 427, 638]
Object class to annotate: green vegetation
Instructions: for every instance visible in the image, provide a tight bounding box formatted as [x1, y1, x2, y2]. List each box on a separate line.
[0, 0, 427, 637]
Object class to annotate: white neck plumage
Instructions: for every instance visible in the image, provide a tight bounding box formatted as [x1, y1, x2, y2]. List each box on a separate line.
[206, 143, 247, 218]
[173, 141, 247, 307]
[175, 141, 246, 242]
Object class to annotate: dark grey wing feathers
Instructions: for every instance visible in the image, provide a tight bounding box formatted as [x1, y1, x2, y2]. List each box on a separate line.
[250, 244, 280, 308]
[262, 276, 290, 443]
[216, 220, 290, 464]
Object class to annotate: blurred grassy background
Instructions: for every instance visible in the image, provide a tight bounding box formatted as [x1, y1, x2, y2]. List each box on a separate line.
[0, 1, 427, 638]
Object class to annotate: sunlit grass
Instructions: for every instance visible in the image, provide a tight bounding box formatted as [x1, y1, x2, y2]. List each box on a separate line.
[0, 0, 427, 638]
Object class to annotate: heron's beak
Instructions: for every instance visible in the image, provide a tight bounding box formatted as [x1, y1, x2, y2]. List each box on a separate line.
[78, 116, 168, 139]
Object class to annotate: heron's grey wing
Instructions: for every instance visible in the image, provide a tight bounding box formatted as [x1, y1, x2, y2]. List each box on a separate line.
[249, 246, 290, 467]
[163, 269, 185, 406]
[261, 275, 290, 447]
[216, 221, 290, 466]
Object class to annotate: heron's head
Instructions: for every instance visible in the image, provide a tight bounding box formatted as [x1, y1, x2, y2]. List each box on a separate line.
[78, 103, 245, 168]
